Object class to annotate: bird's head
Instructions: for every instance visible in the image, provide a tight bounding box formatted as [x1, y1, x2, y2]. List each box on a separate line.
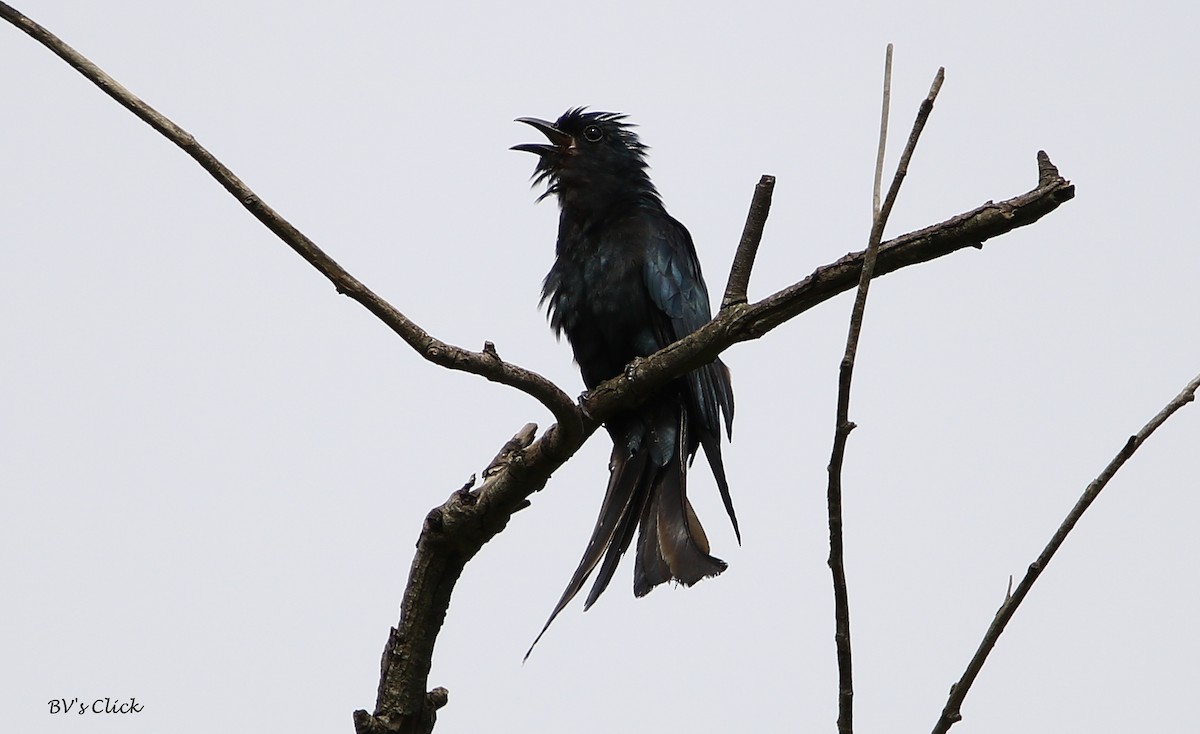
[512, 108, 659, 212]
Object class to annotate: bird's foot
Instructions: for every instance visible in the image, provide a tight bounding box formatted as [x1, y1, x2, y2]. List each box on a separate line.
[624, 357, 646, 380]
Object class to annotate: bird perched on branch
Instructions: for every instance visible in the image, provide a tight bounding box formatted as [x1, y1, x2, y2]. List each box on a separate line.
[513, 108, 737, 652]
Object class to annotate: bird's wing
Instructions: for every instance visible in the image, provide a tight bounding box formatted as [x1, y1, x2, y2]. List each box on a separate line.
[642, 215, 739, 541]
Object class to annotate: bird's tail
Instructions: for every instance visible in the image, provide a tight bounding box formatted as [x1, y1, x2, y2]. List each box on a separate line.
[525, 406, 725, 659]
[631, 410, 726, 596]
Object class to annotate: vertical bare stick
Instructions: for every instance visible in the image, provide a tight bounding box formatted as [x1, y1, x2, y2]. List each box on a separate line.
[827, 60, 945, 734]
[932, 371, 1200, 733]
[873, 44, 894, 220]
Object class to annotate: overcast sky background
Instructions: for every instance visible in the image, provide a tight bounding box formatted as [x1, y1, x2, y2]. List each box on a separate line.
[2, 2, 1198, 732]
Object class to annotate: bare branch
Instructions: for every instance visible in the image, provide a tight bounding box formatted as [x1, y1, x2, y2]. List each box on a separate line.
[351, 425, 538, 734]
[720, 174, 776, 310]
[735, 158, 1072, 341]
[932, 371, 1200, 733]
[581, 152, 1073, 421]
[0, 1, 583, 443]
[827, 54, 944, 734]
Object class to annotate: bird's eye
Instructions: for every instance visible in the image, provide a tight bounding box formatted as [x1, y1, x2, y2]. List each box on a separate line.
[583, 124, 604, 142]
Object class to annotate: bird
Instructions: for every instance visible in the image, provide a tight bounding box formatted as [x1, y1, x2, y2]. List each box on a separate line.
[513, 108, 737, 654]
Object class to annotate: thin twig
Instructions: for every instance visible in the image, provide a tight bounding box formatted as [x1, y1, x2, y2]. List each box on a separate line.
[0, 1, 584, 443]
[873, 44, 893, 220]
[721, 175, 776, 310]
[932, 371, 1200, 733]
[827, 60, 944, 734]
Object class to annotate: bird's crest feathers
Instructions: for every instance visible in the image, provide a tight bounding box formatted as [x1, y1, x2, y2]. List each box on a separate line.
[515, 107, 660, 209]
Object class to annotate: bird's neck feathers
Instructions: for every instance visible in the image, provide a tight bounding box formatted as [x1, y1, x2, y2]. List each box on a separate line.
[560, 182, 660, 222]
[552, 166, 664, 234]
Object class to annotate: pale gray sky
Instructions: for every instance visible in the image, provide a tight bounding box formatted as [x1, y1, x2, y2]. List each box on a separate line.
[2, 2, 1198, 732]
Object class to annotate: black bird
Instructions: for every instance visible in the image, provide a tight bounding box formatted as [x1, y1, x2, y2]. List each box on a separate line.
[514, 109, 737, 651]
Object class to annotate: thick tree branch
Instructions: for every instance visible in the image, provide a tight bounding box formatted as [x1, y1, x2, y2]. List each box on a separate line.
[353, 427, 538, 734]
[0, 1, 583, 445]
[931, 371, 1200, 733]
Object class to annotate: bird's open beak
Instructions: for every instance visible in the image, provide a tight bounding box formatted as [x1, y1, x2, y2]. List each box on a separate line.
[511, 117, 575, 156]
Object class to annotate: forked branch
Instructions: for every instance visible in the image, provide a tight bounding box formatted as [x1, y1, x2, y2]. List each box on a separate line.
[0, 5, 1078, 733]
[826, 50, 944, 734]
[0, 1, 584, 444]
